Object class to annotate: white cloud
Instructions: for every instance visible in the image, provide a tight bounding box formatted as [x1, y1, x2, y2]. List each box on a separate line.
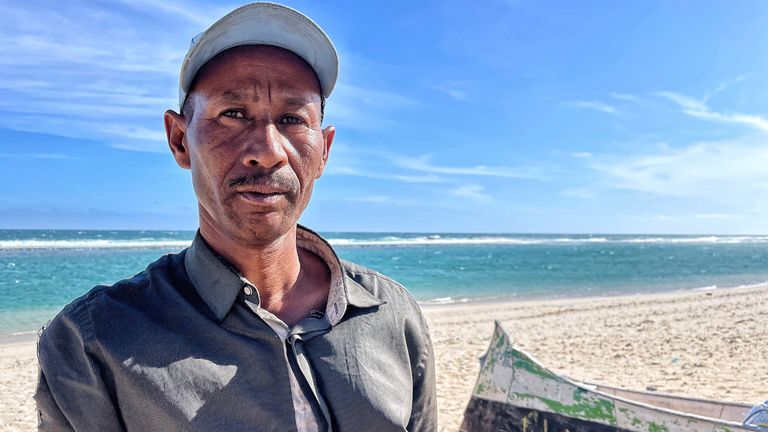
[702, 74, 750, 102]
[394, 154, 548, 181]
[621, 213, 678, 222]
[610, 92, 641, 103]
[433, 82, 470, 102]
[655, 91, 768, 132]
[694, 213, 742, 220]
[393, 174, 444, 184]
[110, 141, 170, 154]
[570, 152, 594, 159]
[565, 85, 768, 223]
[0, 153, 74, 160]
[324, 164, 446, 184]
[326, 148, 549, 185]
[560, 187, 597, 199]
[315, 193, 431, 207]
[451, 184, 492, 203]
[114, 0, 222, 27]
[326, 82, 418, 131]
[584, 137, 768, 209]
[342, 195, 392, 204]
[444, 89, 469, 101]
[563, 100, 616, 114]
[0, 2, 191, 152]
[99, 125, 167, 143]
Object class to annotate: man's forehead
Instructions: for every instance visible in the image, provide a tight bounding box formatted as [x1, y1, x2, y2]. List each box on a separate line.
[191, 45, 322, 97]
[212, 88, 318, 108]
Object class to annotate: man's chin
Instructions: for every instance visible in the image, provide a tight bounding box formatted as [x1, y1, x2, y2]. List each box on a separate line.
[230, 214, 296, 245]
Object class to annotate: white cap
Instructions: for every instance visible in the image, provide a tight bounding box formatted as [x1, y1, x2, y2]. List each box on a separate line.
[178, 2, 339, 110]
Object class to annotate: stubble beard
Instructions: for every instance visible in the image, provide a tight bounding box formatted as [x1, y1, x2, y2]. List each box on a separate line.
[221, 195, 300, 246]
[221, 170, 304, 246]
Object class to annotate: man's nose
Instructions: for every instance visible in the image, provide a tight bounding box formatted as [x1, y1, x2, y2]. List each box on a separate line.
[241, 123, 288, 169]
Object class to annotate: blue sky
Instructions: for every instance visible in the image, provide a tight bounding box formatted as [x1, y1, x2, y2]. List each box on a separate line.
[2, 1, 768, 233]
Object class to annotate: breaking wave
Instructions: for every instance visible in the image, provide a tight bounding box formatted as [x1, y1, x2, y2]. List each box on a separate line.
[4, 233, 768, 250]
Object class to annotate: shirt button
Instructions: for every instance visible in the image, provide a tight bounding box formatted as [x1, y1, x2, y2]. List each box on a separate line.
[243, 286, 253, 296]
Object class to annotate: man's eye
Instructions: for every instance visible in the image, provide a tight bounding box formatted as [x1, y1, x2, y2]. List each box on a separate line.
[280, 115, 302, 125]
[221, 110, 245, 118]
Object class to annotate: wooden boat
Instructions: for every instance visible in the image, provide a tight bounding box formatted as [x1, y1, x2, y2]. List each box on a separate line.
[460, 321, 756, 432]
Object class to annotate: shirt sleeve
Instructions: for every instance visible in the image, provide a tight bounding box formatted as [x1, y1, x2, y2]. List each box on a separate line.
[34, 299, 124, 431]
[406, 314, 438, 432]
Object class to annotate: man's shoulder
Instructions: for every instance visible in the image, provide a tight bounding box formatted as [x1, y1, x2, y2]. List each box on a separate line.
[339, 259, 420, 308]
[39, 251, 187, 340]
[340, 259, 404, 288]
[73, 250, 184, 306]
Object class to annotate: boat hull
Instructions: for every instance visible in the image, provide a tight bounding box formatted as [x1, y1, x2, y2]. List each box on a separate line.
[461, 397, 633, 432]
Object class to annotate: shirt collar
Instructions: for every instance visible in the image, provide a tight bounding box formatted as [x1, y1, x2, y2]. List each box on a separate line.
[184, 225, 385, 323]
[184, 232, 246, 321]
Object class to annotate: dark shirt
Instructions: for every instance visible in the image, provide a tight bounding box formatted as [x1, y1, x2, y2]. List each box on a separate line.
[35, 226, 437, 431]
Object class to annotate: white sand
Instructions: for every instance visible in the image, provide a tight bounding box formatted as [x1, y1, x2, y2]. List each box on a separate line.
[2, 285, 766, 431]
[0, 342, 36, 431]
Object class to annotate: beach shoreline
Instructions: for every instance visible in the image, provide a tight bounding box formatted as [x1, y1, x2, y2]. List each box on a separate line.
[419, 280, 768, 308]
[2, 284, 766, 431]
[0, 333, 38, 346]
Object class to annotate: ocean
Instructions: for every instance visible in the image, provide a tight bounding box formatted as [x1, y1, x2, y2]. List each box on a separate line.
[2, 229, 768, 337]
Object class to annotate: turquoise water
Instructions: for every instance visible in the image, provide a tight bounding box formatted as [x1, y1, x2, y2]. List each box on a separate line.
[3, 230, 768, 336]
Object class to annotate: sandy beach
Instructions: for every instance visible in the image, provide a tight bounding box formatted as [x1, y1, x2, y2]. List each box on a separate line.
[2, 285, 766, 431]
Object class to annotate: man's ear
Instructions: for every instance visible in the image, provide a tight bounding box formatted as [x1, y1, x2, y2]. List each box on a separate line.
[164, 109, 191, 169]
[316, 125, 335, 178]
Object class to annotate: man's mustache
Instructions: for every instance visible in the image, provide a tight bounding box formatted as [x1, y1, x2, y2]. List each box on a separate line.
[228, 172, 299, 192]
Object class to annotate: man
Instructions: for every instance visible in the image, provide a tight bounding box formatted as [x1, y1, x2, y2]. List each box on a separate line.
[34, 3, 436, 431]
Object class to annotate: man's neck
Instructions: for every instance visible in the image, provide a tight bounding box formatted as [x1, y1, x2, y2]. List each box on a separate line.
[199, 223, 330, 326]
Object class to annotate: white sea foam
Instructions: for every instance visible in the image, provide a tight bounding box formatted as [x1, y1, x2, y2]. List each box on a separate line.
[328, 237, 547, 246]
[4, 234, 768, 250]
[691, 281, 768, 292]
[327, 235, 621, 247]
[731, 281, 768, 290]
[0, 239, 192, 250]
[11, 330, 38, 337]
[624, 236, 768, 244]
[424, 297, 454, 304]
[421, 296, 471, 305]
[328, 235, 768, 247]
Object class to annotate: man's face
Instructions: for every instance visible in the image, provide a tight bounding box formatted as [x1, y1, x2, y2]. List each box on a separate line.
[165, 45, 334, 246]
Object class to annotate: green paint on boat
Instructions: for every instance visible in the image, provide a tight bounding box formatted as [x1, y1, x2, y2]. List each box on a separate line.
[512, 351, 556, 379]
[510, 390, 618, 426]
[495, 331, 506, 349]
[647, 422, 670, 432]
[617, 407, 646, 427]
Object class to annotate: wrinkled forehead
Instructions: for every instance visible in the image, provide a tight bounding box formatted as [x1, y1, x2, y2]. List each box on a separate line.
[188, 45, 322, 101]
